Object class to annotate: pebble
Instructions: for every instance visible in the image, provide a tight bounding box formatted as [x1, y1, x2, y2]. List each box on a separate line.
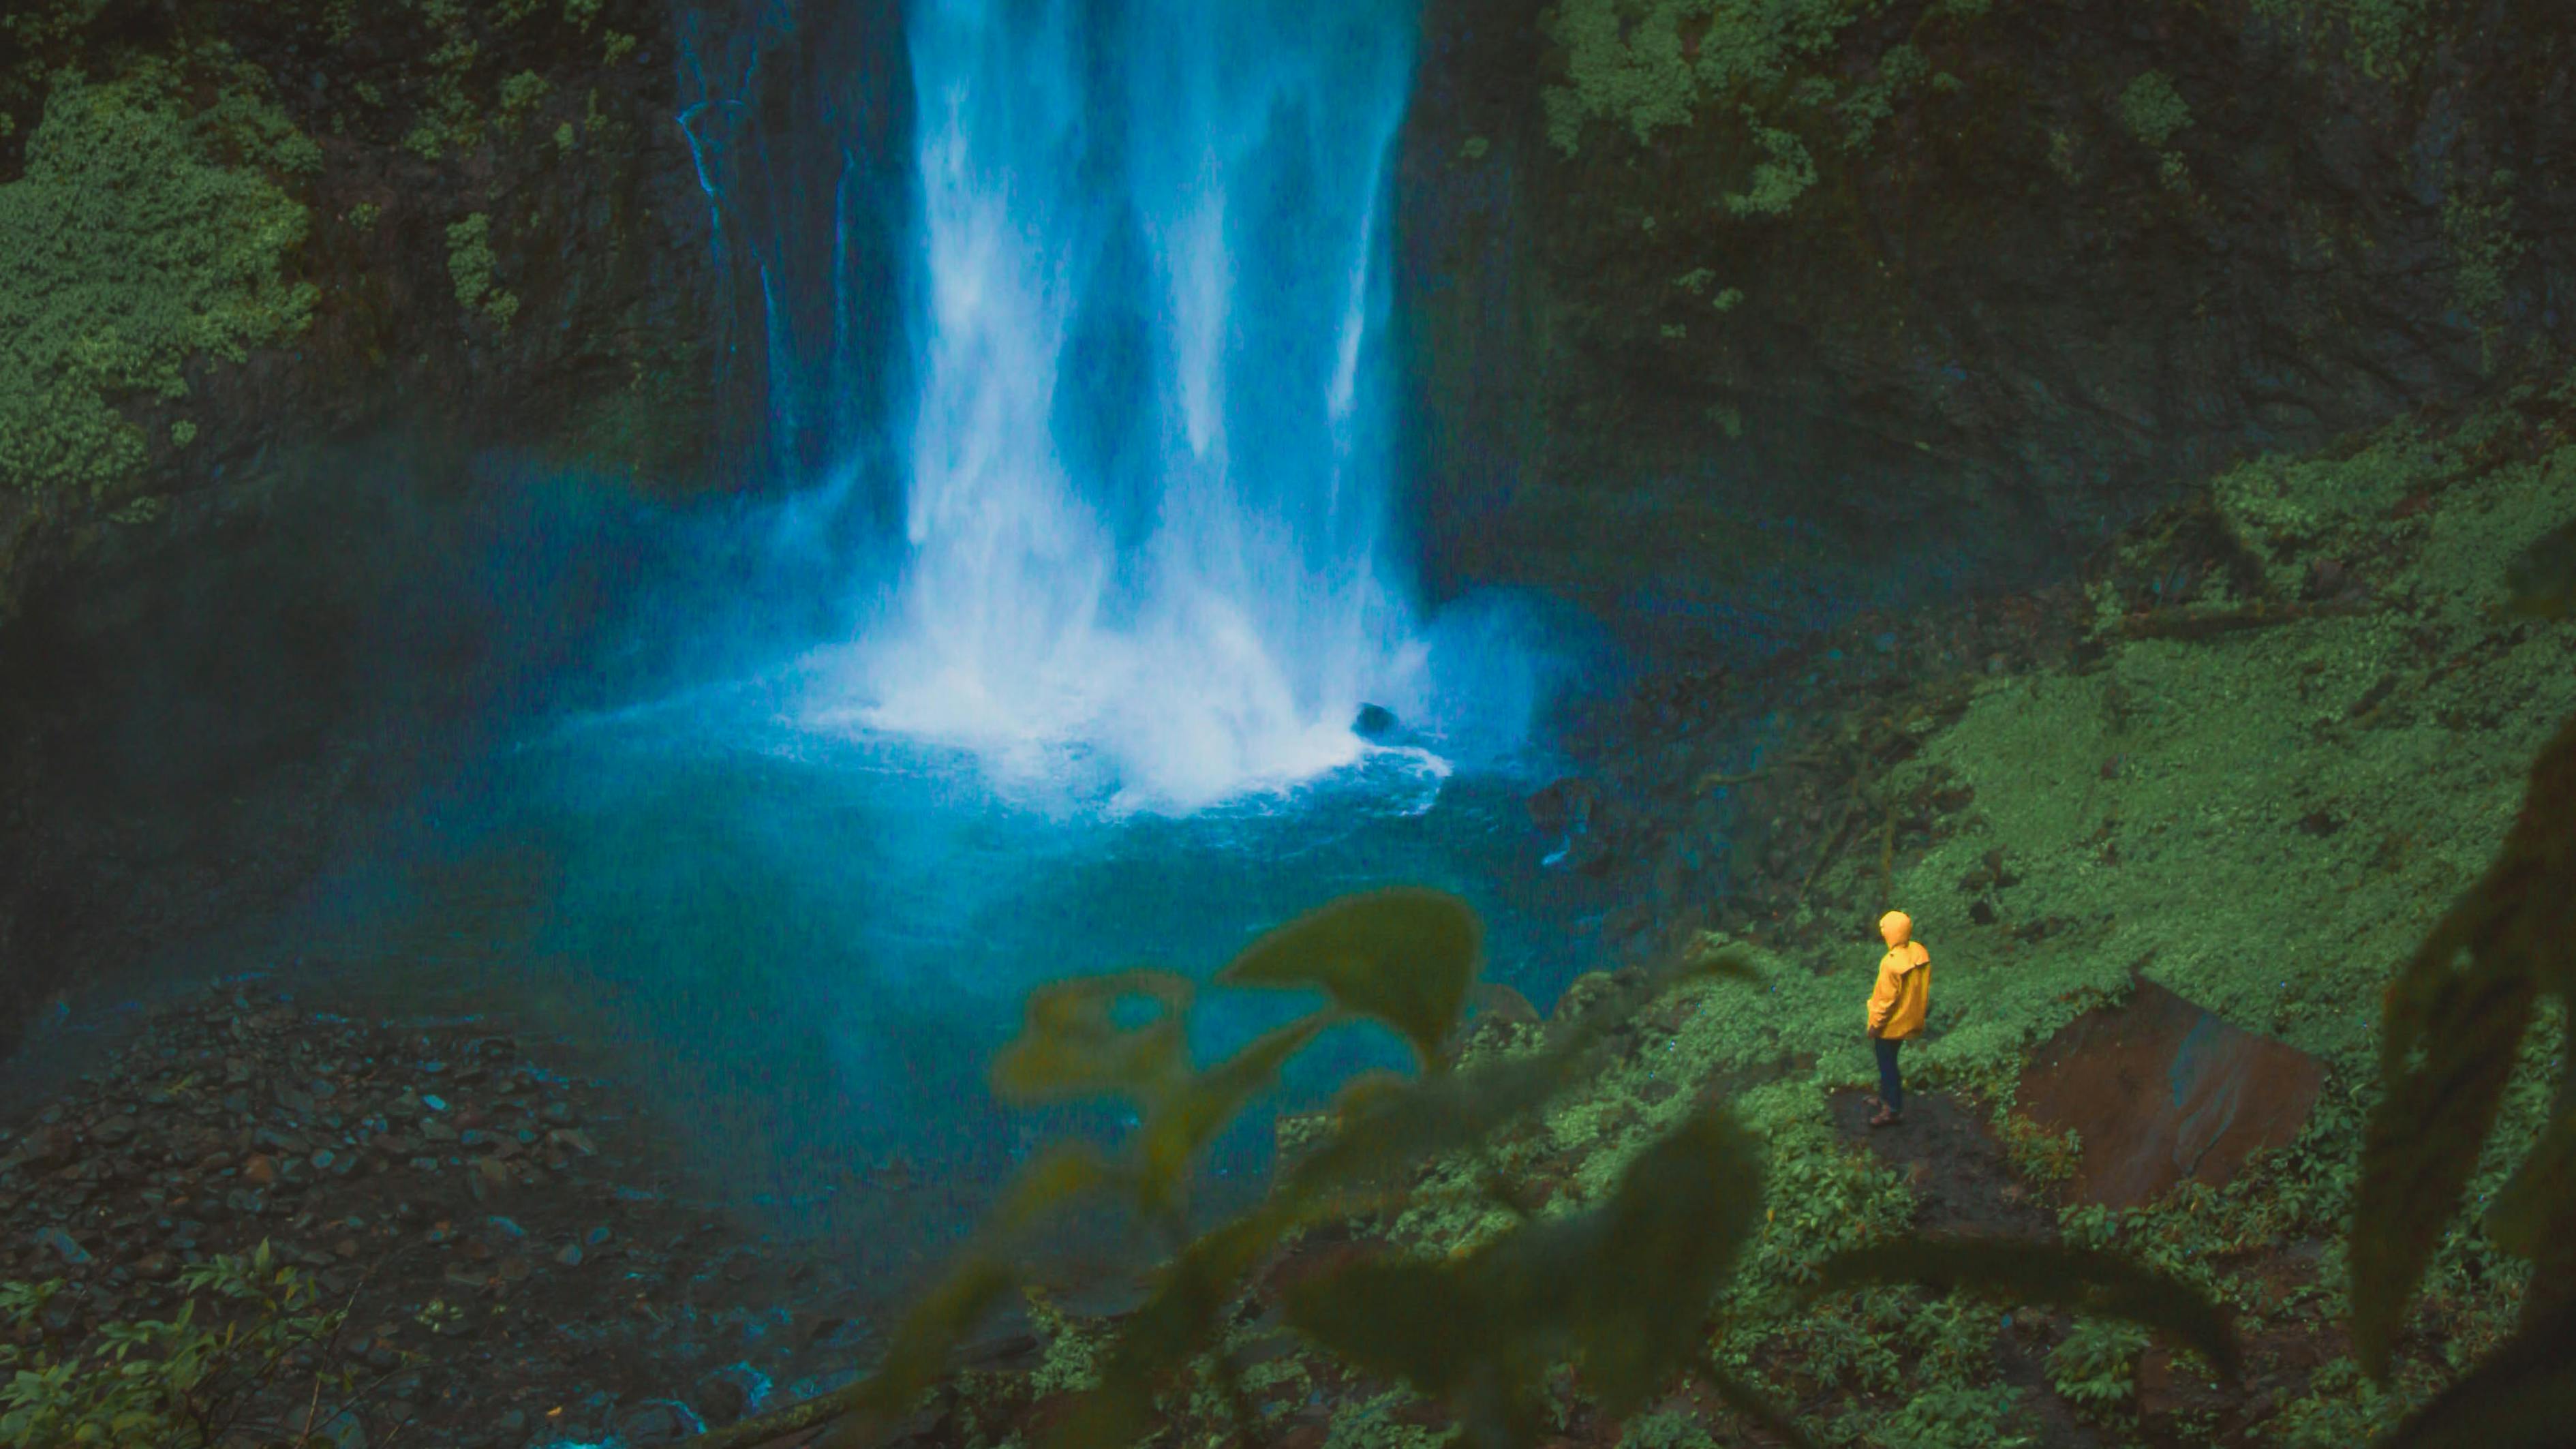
[0, 979, 876, 1448]
[34, 1225, 91, 1264]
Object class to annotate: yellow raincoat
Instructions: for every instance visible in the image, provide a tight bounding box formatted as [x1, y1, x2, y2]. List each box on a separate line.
[1867, 939, 1931, 1039]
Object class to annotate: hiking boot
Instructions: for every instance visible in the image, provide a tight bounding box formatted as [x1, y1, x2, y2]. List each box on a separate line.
[1867, 1108, 1901, 1129]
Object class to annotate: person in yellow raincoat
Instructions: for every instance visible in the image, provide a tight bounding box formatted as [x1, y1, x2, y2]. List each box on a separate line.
[1866, 910, 1930, 1127]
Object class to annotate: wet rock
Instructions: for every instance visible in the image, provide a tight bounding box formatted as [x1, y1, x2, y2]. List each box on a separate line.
[34, 1225, 91, 1265]
[615, 1399, 706, 1446]
[2018, 979, 2324, 1208]
[90, 1115, 138, 1146]
[1352, 703, 1398, 739]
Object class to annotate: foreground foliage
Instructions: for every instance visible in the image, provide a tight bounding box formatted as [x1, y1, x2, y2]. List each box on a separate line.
[678, 436, 2576, 1447]
[0, 1240, 408, 1448]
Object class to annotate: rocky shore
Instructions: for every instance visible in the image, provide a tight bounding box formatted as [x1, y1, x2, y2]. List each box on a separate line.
[0, 981, 914, 1448]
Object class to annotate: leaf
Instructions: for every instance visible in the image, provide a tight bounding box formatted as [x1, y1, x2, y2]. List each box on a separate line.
[1219, 889, 1481, 1067]
[1697, 1358, 1822, 1449]
[1283, 1255, 1490, 1397]
[1813, 1239, 2241, 1384]
[2486, 1094, 2576, 1331]
[990, 970, 1193, 1108]
[1135, 1011, 1335, 1215]
[2380, 1293, 2576, 1448]
[2355, 938, 2536, 1377]
[1288, 1113, 1765, 1437]
[2353, 712, 2576, 1377]
[1283, 949, 1761, 1210]
[987, 1143, 1115, 1240]
[1547, 1110, 1764, 1416]
[1046, 1210, 1293, 1449]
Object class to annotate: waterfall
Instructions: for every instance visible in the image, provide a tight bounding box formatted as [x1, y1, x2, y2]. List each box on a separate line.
[798, 0, 1428, 812]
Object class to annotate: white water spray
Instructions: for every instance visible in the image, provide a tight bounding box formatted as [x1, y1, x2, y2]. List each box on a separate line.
[803, 0, 1428, 811]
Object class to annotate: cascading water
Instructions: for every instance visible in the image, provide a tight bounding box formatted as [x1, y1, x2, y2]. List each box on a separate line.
[806, 0, 1428, 810]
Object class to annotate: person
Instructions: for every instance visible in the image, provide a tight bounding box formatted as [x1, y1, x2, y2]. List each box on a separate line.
[1865, 910, 1931, 1128]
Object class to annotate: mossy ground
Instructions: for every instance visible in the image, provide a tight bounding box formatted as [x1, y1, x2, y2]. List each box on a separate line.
[961, 378, 2576, 1449]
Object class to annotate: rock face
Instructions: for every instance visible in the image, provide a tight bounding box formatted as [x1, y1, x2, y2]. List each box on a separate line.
[1398, 0, 2576, 644]
[0, 0, 840, 1052]
[2017, 980, 2323, 1208]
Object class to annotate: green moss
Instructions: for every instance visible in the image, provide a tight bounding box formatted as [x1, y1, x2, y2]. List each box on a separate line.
[0, 60, 316, 501]
[2249, 0, 2431, 80]
[2117, 70, 2191, 149]
[602, 30, 639, 66]
[168, 419, 196, 448]
[444, 212, 519, 328]
[1023, 1289, 1107, 1396]
[1322, 1390, 1460, 1449]
[1723, 119, 1818, 217]
[563, 0, 603, 31]
[2442, 172, 2525, 335]
[346, 200, 380, 230]
[553, 119, 576, 152]
[1542, 0, 1866, 156]
[495, 68, 550, 132]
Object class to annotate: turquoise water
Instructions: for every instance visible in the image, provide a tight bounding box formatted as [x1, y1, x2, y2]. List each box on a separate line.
[237, 664, 1608, 1280]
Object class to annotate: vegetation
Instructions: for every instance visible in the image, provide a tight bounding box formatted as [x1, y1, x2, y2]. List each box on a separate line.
[648, 374, 2576, 1448]
[0, 56, 317, 500]
[1, 1241, 416, 1447]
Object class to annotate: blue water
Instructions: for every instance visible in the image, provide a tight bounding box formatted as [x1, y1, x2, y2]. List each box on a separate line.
[11, 0, 1619, 1294]
[262, 667, 1604, 1281]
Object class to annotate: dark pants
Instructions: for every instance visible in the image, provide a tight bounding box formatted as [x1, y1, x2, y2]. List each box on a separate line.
[1873, 1035, 1904, 1114]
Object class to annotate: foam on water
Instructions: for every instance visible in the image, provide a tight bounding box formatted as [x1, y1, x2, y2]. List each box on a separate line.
[799, 0, 1427, 812]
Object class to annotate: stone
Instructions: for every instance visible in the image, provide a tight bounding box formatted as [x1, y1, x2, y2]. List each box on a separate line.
[2017, 979, 2324, 1208]
[34, 1226, 91, 1265]
[90, 1115, 137, 1146]
[613, 1399, 705, 1447]
[1352, 703, 1398, 739]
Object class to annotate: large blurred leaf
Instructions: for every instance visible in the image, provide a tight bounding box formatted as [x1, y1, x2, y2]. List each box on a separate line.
[1698, 1360, 1821, 1449]
[1045, 1210, 1295, 1449]
[2355, 710, 2576, 1377]
[1815, 1240, 2241, 1383]
[2485, 1064, 2576, 1332]
[1134, 1011, 1335, 1215]
[2379, 1294, 2576, 1448]
[1549, 1111, 1764, 1416]
[1283, 948, 1761, 1210]
[988, 1143, 1116, 1239]
[1287, 1112, 1770, 1446]
[1219, 889, 1481, 1068]
[991, 970, 1193, 1108]
[1283, 1255, 1492, 1397]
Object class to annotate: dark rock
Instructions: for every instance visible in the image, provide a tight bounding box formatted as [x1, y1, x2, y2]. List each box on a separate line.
[1352, 703, 1398, 739]
[2018, 979, 2324, 1208]
[90, 1115, 137, 1146]
[34, 1226, 91, 1265]
[615, 1400, 705, 1447]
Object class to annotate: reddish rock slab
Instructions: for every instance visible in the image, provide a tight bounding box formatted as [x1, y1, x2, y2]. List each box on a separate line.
[2018, 980, 2322, 1208]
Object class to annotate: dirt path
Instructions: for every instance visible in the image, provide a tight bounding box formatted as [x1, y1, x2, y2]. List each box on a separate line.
[1828, 1088, 2109, 1449]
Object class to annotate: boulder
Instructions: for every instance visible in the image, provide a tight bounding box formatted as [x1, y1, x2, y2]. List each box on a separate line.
[2017, 980, 2322, 1208]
